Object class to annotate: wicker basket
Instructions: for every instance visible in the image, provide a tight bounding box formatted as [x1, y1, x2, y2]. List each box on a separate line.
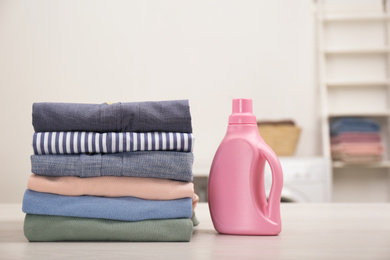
[257, 124, 301, 156]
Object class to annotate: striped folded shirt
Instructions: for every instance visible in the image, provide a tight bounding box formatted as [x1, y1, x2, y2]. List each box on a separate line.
[33, 132, 194, 155]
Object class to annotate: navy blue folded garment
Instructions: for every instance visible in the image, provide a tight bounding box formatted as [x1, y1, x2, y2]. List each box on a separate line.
[22, 190, 193, 222]
[32, 100, 192, 133]
[31, 151, 194, 181]
[330, 118, 381, 136]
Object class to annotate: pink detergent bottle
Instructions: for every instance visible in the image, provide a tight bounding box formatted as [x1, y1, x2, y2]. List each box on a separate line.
[208, 98, 283, 235]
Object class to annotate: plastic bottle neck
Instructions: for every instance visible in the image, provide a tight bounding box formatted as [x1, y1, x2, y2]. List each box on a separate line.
[228, 98, 257, 125]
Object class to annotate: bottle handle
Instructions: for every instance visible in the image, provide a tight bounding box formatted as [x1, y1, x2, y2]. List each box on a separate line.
[260, 146, 283, 222]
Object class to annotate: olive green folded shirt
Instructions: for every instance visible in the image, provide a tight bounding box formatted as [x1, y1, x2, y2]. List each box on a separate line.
[24, 214, 199, 242]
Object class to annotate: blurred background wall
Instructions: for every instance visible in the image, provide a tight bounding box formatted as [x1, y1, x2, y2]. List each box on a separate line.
[3, 0, 388, 204]
[0, 0, 317, 203]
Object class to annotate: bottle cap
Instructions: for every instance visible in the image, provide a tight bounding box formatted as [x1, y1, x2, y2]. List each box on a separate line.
[229, 98, 257, 124]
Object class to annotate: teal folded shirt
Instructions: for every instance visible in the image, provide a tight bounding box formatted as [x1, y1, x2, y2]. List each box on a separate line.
[22, 190, 193, 222]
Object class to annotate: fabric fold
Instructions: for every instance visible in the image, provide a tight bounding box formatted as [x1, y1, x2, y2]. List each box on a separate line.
[330, 118, 383, 164]
[331, 143, 383, 155]
[330, 118, 380, 136]
[32, 100, 192, 133]
[32, 131, 194, 155]
[331, 132, 381, 144]
[27, 174, 194, 200]
[22, 190, 193, 222]
[24, 214, 194, 242]
[31, 151, 194, 181]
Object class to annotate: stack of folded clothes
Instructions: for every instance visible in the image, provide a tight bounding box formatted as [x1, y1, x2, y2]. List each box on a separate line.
[330, 117, 383, 164]
[23, 100, 199, 242]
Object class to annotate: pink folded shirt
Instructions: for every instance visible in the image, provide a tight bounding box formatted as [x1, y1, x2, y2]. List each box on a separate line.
[331, 132, 381, 144]
[331, 143, 383, 155]
[28, 174, 199, 209]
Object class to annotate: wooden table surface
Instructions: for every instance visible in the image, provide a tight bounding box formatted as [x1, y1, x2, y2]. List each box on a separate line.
[1, 203, 390, 260]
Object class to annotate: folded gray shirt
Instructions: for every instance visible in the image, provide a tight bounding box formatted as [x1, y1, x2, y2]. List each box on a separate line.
[32, 100, 192, 133]
[31, 151, 194, 182]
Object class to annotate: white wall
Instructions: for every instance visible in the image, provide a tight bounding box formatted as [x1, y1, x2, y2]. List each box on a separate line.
[0, 0, 318, 203]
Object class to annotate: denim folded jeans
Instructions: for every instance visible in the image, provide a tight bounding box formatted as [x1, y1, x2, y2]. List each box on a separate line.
[31, 151, 194, 181]
[32, 100, 192, 133]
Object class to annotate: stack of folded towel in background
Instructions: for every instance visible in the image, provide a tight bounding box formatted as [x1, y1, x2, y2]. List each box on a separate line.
[23, 100, 199, 242]
[330, 117, 383, 164]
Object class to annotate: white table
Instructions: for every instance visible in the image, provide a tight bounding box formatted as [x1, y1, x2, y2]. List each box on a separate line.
[1, 203, 390, 260]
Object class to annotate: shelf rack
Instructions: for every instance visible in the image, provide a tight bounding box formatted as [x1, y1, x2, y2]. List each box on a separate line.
[333, 160, 390, 169]
[317, 0, 390, 171]
[326, 79, 390, 87]
[324, 47, 390, 55]
[323, 14, 390, 22]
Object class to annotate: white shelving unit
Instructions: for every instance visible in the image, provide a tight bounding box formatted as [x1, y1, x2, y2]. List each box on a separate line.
[323, 14, 390, 22]
[326, 79, 390, 87]
[316, 0, 390, 202]
[328, 111, 390, 117]
[325, 47, 390, 55]
[333, 160, 390, 169]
